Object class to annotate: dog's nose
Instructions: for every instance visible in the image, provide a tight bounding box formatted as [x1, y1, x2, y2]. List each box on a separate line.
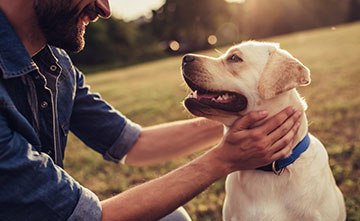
[183, 55, 195, 64]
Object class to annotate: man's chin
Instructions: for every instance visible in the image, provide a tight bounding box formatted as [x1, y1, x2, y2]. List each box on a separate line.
[69, 37, 85, 53]
[38, 10, 86, 52]
[49, 40, 84, 53]
[48, 30, 85, 53]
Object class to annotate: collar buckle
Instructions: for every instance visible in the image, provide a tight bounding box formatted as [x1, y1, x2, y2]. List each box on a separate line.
[272, 161, 284, 176]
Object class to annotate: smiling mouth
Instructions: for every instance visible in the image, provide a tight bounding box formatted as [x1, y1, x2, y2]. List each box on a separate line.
[183, 76, 248, 113]
[79, 4, 99, 27]
[80, 16, 90, 26]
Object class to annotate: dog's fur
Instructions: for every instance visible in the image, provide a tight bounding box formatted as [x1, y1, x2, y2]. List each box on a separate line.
[181, 41, 346, 220]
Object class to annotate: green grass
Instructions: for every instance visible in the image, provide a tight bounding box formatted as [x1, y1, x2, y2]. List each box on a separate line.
[64, 22, 360, 220]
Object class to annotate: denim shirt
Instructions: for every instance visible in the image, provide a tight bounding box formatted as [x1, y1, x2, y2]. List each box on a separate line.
[0, 10, 141, 220]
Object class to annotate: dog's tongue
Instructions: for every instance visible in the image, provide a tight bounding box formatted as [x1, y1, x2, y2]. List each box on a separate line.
[198, 93, 218, 99]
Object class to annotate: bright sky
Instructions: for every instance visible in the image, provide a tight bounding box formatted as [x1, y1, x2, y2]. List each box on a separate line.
[110, 0, 244, 21]
[110, 0, 165, 21]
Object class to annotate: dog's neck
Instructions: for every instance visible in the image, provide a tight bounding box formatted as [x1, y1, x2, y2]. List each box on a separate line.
[224, 89, 308, 153]
[257, 89, 309, 152]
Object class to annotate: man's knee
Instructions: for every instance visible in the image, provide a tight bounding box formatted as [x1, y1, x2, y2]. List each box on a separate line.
[159, 207, 192, 221]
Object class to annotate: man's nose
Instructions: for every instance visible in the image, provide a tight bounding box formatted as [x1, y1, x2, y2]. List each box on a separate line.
[96, 0, 111, 18]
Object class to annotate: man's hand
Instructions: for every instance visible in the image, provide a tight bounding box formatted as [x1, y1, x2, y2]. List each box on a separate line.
[214, 106, 302, 172]
[101, 107, 302, 220]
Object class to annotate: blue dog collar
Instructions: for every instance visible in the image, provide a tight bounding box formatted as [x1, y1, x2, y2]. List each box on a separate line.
[257, 133, 310, 175]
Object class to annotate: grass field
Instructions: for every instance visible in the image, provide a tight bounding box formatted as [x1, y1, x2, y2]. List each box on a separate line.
[64, 22, 360, 220]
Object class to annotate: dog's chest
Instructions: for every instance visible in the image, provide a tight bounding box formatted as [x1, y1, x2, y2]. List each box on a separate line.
[223, 169, 316, 220]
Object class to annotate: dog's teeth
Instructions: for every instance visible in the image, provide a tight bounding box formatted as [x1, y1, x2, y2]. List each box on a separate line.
[223, 93, 229, 100]
[189, 91, 198, 99]
[193, 90, 198, 98]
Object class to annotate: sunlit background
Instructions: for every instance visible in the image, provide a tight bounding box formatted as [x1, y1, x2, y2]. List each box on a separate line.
[110, 0, 165, 21]
[110, 0, 245, 21]
[72, 0, 359, 70]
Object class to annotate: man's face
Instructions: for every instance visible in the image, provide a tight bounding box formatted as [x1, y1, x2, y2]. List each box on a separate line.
[33, 0, 110, 53]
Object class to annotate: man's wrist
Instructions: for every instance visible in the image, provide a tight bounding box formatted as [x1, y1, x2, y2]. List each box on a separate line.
[198, 148, 233, 180]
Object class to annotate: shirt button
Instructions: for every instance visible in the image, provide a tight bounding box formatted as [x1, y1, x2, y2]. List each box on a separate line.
[50, 65, 57, 72]
[40, 101, 48, 109]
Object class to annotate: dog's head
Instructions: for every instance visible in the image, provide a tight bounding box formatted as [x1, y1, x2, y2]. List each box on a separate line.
[181, 41, 310, 126]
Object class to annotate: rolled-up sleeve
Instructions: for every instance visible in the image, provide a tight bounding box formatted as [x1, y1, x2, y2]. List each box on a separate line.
[104, 120, 141, 163]
[68, 187, 102, 221]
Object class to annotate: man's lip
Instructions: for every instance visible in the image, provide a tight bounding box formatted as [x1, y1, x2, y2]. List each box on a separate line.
[81, 17, 90, 26]
[79, 3, 100, 25]
[80, 14, 99, 26]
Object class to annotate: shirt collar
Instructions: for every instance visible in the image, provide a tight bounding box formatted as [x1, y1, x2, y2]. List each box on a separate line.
[0, 9, 38, 79]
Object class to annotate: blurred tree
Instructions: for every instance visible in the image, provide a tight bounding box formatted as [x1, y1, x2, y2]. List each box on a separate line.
[149, 0, 232, 52]
[239, 0, 349, 38]
[348, 0, 360, 21]
[70, 17, 164, 69]
[69, 0, 354, 69]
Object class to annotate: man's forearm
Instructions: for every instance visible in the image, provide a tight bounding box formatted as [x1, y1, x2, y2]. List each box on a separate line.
[101, 148, 228, 221]
[102, 108, 302, 220]
[125, 118, 223, 166]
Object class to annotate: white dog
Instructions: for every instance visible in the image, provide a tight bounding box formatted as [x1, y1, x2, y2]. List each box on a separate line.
[181, 41, 346, 220]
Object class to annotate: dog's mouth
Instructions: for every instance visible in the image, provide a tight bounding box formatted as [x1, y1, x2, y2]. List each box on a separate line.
[184, 76, 248, 113]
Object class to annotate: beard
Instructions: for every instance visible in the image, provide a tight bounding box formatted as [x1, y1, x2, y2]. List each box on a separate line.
[33, 0, 97, 53]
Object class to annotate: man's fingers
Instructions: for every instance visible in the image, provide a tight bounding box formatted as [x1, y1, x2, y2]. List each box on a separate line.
[267, 110, 302, 145]
[261, 106, 297, 135]
[269, 121, 300, 154]
[230, 111, 268, 132]
[270, 138, 294, 162]
[248, 123, 298, 163]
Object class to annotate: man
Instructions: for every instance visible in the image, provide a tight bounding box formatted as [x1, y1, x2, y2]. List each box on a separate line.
[0, 0, 302, 220]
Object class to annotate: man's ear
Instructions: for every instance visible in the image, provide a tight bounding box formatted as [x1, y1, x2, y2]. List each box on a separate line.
[258, 48, 311, 100]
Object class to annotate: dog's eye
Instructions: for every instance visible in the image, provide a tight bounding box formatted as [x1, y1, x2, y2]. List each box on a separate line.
[228, 54, 243, 62]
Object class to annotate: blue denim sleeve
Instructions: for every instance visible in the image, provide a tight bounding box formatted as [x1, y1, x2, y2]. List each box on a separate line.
[69, 68, 141, 162]
[68, 187, 102, 221]
[0, 114, 102, 220]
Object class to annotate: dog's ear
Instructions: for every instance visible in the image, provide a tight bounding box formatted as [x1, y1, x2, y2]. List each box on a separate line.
[258, 48, 311, 100]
